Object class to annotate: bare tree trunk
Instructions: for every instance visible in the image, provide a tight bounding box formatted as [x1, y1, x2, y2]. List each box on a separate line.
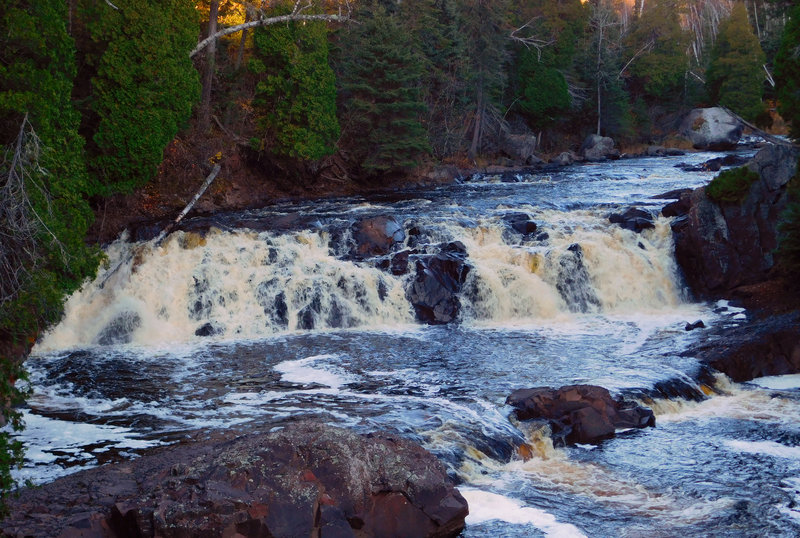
[468, 83, 484, 160]
[234, 9, 250, 71]
[199, 1, 220, 133]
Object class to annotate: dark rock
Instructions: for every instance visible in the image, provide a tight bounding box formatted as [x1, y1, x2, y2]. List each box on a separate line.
[672, 145, 799, 297]
[352, 216, 405, 259]
[194, 322, 222, 337]
[690, 311, 800, 382]
[551, 152, 577, 166]
[2, 422, 468, 538]
[500, 134, 542, 165]
[684, 320, 705, 331]
[581, 134, 620, 161]
[608, 208, 656, 233]
[407, 245, 471, 324]
[502, 212, 538, 235]
[652, 188, 693, 200]
[662, 195, 692, 218]
[506, 385, 655, 445]
[679, 108, 743, 150]
[96, 312, 142, 346]
[391, 250, 413, 275]
[556, 244, 600, 313]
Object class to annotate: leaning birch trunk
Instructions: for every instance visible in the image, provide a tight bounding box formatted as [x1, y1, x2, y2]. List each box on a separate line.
[719, 107, 799, 149]
[97, 163, 221, 290]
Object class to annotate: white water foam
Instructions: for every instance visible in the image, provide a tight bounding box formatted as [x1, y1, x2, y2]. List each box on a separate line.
[12, 410, 163, 485]
[274, 354, 354, 389]
[461, 489, 587, 537]
[723, 440, 800, 460]
[779, 477, 800, 524]
[749, 374, 800, 391]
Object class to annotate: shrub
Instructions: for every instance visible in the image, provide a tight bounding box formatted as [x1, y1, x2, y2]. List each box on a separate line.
[706, 166, 760, 203]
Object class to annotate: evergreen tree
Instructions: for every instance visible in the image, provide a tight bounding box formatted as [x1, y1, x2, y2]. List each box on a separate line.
[336, 6, 430, 175]
[250, 2, 339, 161]
[82, 0, 200, 195]
[457, 0, 512, 158]
[774, 3, 800, 140]
[707, 2, 767, 123]
[627, 0, 689, 105]
[0, 0, 101, 507]
[399, 0, 471, 157]
[510, 0, 587, 131]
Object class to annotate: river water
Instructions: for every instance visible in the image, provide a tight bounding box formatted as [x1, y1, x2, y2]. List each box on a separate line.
[15, 151, 800, 536]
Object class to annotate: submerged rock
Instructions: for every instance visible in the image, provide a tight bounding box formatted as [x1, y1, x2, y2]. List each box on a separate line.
[502, 212, 538, 235]
[556, 244, 600, 313]
[608, 207, 656, 233]
[507, 385, 656, 445]
[2, 421, 468, 538]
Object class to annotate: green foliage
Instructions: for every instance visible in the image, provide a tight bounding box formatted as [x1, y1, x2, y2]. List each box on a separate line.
[84, 0, 200, 195]
[251, 4, 339, 161]
[627, 0, 689, 104]
[778, 173, 800, 272]
[706, 166, 760, 203]
[0, 0, 101, 509]
[775, 4, 800, 140]
[510, 0, 587, 131]
[336, 6, 430, 174]
[707, 3, 767, 123]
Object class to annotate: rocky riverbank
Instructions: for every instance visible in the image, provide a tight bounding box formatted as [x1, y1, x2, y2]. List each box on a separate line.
[1, 422, 468, 538]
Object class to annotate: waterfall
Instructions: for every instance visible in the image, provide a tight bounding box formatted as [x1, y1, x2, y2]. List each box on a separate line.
[36, 209, 686, 351]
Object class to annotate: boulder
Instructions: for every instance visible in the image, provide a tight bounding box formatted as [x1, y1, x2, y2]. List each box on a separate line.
[500, 134, 544, 166]
[407, 242, 471, 324]
[679, 107, 743, 150]
[507, 385, 655, 445]
[684, 320, 705, 331]
[580, 134, 620, 161]
[1, 422, 468, 538]
[352, 216, 405, 259]
[608, 207, 656, 233]
[551, 151, 578, 166]
[672, 145, 799, 297]
[502, 212, 538, 235]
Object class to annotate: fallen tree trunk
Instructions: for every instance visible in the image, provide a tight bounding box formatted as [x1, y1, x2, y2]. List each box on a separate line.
[720, 106, 798, 148]
[98, 163, 221, 289]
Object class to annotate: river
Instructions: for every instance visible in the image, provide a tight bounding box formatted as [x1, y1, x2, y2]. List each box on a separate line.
[15, 151, 800, 536]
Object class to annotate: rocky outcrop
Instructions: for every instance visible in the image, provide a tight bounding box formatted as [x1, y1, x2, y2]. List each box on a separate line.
[671, 144, 799, 297]
[687, 311, 800, 382]
[679, 107, 743, 150]
[407, 242, 471, 324]
[556, 244, 600, 313]
[2, 422, 468, 538]
[581, 134, 620, 161]
[352, 216, 406, 259]
[507, 385, 655, 445]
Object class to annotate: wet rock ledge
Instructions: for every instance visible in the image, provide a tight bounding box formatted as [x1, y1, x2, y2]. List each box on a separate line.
[1, 422, 468, 538]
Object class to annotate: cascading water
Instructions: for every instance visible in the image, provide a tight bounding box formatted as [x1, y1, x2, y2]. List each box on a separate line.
[13, 150, 800, 536]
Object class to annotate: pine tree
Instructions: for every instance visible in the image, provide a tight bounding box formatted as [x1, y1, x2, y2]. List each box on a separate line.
[707, 2, 767, 123]
[774, 3, 800, 140]
[510, 0, 587, 131]
[82, 0, 200, 195]
[627, 0, 690, 105]
[250, 2, 339, 161]
[336, 6, 430, 175]
[0, 0, 101, 507]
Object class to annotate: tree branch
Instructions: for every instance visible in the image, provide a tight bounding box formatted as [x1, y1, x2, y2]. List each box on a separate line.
[190, 2, 352, 58]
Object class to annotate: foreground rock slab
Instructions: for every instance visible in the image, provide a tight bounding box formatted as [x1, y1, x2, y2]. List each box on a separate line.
[2, 422, 468, 538]
[507, 385, 655, 445]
